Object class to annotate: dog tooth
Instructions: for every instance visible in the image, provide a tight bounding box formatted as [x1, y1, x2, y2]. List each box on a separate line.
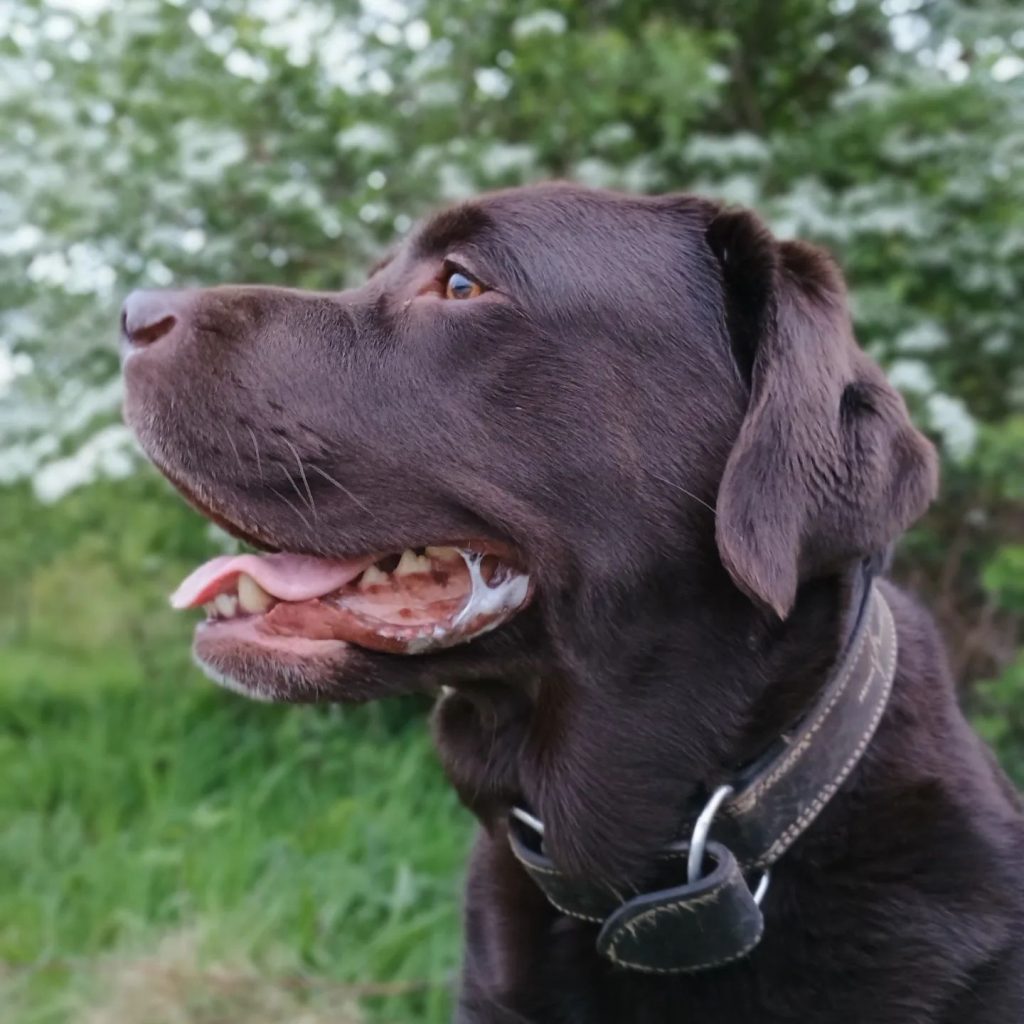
[214, 593, 239, 617]
[237, 573, 273, 613]
[425, 545, 460, 562]
[203, 602, 218, 618]
[361, 565, 389, 588]
[395, 549, 421, 576]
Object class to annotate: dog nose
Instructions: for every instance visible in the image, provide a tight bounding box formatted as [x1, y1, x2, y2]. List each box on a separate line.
[120, 289, 193, 349]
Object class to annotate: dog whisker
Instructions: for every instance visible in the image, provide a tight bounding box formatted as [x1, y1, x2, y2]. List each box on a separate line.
[268, 485, 313, 533]
[223, 428, 244, 474]
[306, 463, 379, 523]
[643, 469, 717, 516]
[281, 464, 314, 520]
[284, 439, 318, 522]
[246, 426, 264, 483]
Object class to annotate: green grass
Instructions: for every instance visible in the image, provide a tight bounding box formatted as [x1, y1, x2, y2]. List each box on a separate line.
[1, 646, 468, 1023]
[0, 480, 472, 1022]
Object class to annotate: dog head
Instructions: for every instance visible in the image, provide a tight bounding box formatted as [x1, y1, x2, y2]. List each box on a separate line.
[122, 183, 936, 879]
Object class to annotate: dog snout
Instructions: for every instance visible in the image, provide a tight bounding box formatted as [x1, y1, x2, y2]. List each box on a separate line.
[120, 289, 196, 352]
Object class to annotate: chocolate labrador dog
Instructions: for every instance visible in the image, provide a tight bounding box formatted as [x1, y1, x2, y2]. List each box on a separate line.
[120, 183, 1024, 1023]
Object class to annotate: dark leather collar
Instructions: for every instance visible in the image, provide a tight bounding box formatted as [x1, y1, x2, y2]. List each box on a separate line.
[508, 571, 898, 973]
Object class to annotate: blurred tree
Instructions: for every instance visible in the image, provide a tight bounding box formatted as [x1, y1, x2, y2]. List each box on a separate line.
[0, 0, 1020, 711]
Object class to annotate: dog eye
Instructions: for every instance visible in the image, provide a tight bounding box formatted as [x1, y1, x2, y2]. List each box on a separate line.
[444, 270, 483, 300]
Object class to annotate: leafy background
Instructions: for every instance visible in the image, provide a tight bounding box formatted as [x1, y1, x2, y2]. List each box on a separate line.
[1, 0, 1022, 1021]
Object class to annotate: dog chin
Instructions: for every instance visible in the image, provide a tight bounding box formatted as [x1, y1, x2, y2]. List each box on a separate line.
[192, 617, 354, 702]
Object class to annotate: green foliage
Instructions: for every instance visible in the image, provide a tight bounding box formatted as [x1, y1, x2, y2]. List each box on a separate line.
[983, 545, 1024, 614]
[974, 654, 1024, 787]
[0, 0, 1022, 1020]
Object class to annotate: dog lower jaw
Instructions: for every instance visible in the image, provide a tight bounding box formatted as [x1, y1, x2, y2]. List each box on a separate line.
[187, 554, 533, 702]
[193, 619, 425, 705]
[191, 616, 353, 703]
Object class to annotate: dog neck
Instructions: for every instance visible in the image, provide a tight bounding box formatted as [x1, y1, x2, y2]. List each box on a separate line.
[476, 566, 904, 974]
[731, 564, 872, 769]
[433, 560, 885, 891]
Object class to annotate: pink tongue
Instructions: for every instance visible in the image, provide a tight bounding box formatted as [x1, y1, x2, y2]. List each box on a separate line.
[170, 552, 374, 609]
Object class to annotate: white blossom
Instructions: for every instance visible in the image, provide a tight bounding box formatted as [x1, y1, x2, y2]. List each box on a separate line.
[512, 10, 567, 39]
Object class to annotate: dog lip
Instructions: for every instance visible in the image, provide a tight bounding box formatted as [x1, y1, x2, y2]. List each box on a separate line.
[196, 615, 350, 652]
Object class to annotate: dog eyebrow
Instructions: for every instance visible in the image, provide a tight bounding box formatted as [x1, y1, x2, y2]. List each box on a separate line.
[414, 204, 491, 257]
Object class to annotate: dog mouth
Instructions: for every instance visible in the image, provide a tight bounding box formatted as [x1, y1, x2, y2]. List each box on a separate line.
[172, 543, 532, 656]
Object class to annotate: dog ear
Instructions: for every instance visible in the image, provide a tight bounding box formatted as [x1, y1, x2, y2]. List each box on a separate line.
[707, 208, 938, 618]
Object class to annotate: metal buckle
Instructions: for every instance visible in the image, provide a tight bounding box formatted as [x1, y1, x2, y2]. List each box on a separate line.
[513, 795, 769, 904]
[683, 784, 770, 905]
[511, 805, 545, 836]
